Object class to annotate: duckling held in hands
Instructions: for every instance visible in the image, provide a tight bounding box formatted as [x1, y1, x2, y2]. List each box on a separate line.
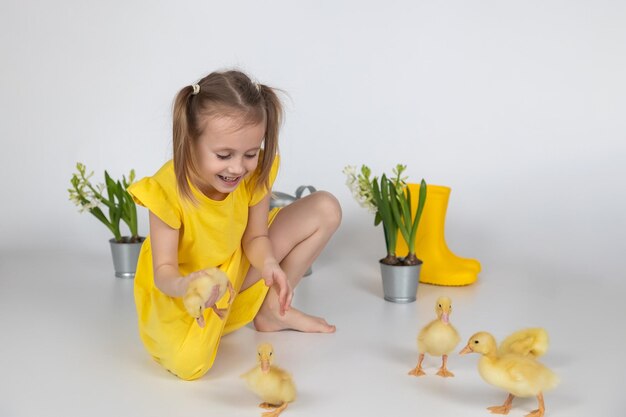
[183, 267, 235, 327]
[241, 343, 296, 417]
[460, 332, 559, 417]
[498, 328, 549, 358]
[409, 296, 460, 377]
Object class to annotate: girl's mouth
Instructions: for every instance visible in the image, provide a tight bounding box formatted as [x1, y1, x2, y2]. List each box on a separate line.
[218, 175, 241, 186]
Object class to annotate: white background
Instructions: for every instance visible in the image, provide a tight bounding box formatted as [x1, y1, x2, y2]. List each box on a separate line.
[1, 1, 625, 416]
[2, 0, 625, 280]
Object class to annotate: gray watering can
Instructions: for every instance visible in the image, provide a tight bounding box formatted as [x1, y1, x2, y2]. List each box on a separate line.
[270, 185, 317, 276]
[270, 185, 317, 209]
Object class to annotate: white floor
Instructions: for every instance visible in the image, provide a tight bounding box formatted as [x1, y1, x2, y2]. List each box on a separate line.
[1, 246, 624, 417]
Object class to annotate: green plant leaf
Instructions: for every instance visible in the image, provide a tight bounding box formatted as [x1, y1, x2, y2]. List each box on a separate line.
[408, 179, 428, 254]
[389, 183, 410, 246]
[379, 175, 399, 255]
[70, 164, 139, 241]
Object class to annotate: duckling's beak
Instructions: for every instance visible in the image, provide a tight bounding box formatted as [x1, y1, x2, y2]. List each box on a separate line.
[196, 312, 206, 328]
[441, 312, 449, 324]
[261, 359, 270, 374]
[459, 344, 473, 355]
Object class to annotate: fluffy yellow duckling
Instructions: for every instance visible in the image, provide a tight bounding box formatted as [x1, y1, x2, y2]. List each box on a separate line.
[183, 267, 235, 327]
[408, 296, 460, 377]
[460, 332, 559, 417]
[498, 328, 548, 358]
[241, 343, 296, 417]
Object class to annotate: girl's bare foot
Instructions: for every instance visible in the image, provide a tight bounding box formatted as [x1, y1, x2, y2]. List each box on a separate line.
[254, 306, 336, 333]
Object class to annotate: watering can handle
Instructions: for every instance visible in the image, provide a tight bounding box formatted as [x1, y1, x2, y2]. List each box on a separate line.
[295, 185, 316, 199]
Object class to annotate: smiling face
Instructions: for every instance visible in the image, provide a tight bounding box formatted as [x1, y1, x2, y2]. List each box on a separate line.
[195, 114, 266, 200]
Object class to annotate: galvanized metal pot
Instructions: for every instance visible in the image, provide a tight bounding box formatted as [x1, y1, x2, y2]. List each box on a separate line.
[109, 237, 145, 278]
[379, 259, 422, 303]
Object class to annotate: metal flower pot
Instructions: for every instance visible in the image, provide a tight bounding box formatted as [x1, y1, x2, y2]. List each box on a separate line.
[379, 259, 422, 303]
[109, 237, 145, 278]
[270, 185, 317, 276]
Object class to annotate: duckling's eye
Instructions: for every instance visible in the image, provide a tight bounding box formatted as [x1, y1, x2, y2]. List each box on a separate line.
[438, 304, 442, 307]
[258, 353, 261, 356]
[269, 352, 273, 356]
[474, 340, 479, 344]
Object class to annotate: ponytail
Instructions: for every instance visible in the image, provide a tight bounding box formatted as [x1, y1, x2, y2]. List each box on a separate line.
[172, 85, 205, 203]
[254, 83, 282, 193]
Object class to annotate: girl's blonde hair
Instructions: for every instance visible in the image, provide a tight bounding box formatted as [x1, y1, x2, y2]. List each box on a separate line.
[172, 70, 283, 203]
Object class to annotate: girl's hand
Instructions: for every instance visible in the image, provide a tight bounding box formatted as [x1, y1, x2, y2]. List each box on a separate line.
[262, 259, 292, 316]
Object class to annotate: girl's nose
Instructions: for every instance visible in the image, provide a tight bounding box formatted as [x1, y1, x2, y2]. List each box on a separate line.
[229, 158, 245, 175]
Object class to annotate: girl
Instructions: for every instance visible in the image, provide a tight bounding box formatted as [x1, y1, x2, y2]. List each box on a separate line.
[129, 70, 341, 381]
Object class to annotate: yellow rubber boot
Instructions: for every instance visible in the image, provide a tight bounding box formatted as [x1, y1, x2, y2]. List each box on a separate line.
[396, 184, 480, 286]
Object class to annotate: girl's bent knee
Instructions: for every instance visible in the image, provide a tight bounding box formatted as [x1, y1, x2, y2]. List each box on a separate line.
[313, 191, 342, 229]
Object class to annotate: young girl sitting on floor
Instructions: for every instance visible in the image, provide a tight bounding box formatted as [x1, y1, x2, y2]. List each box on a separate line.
[129, 70, 341, 380]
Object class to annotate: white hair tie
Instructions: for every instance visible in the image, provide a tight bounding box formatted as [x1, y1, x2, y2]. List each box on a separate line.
[191, 84, 200, 95]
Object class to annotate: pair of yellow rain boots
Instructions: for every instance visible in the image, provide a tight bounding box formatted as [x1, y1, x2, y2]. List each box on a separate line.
[396, 184, 480, 286]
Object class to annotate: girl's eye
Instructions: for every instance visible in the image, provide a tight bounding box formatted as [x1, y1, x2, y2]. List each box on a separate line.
[245, 153, 258, 159]
[216, 154, 231, 160]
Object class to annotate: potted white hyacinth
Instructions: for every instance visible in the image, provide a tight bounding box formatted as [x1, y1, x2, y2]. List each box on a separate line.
[344, 164, 427, 303]
[68, 163, 145, 278]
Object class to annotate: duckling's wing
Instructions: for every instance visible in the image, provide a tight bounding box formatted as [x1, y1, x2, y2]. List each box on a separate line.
[190, 275, 214, 299]
[204, 268, 230, 299]
[417, 319, 439, 352]
[506, 362, 527, 382]
[418, 319, 439, 338]
[271, 365, 292, 381]
[505, 356, 559, 393]
[499, 328, 549, 358]
[504, 355, 546, 381]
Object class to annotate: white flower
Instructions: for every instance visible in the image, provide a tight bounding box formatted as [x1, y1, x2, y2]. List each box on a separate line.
[68, 169, 105, 213]
[343, 164, 377, 213]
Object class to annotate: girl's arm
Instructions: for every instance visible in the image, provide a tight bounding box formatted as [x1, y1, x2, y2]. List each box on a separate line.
[149, 211, 193, 297]
[242, 192, 292, 315]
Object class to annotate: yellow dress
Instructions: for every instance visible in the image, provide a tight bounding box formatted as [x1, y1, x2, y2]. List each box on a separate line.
[128, 156, 280, 380]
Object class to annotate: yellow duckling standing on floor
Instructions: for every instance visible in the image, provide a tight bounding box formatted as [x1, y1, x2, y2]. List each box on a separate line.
[183, 267, 235, 327]
[241, 343, 296, 417]
[460, 331, 559, 417]
[409, 296, 460, 377]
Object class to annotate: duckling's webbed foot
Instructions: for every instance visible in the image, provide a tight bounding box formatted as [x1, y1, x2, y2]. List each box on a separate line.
[487, 393, 514, 414]
[436, 355, 455, 377]
[259, 402, 276, 409]
[408, 367, 426, 376]
[261, 402, 288, 417]
[524, 393, 545, 417]
[211, 305, 227, 319]
[227, 281, 235, 306]
[436, 368, 455, 377]
[487, 405, 511, 415]
[408, 353, 426, 376]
